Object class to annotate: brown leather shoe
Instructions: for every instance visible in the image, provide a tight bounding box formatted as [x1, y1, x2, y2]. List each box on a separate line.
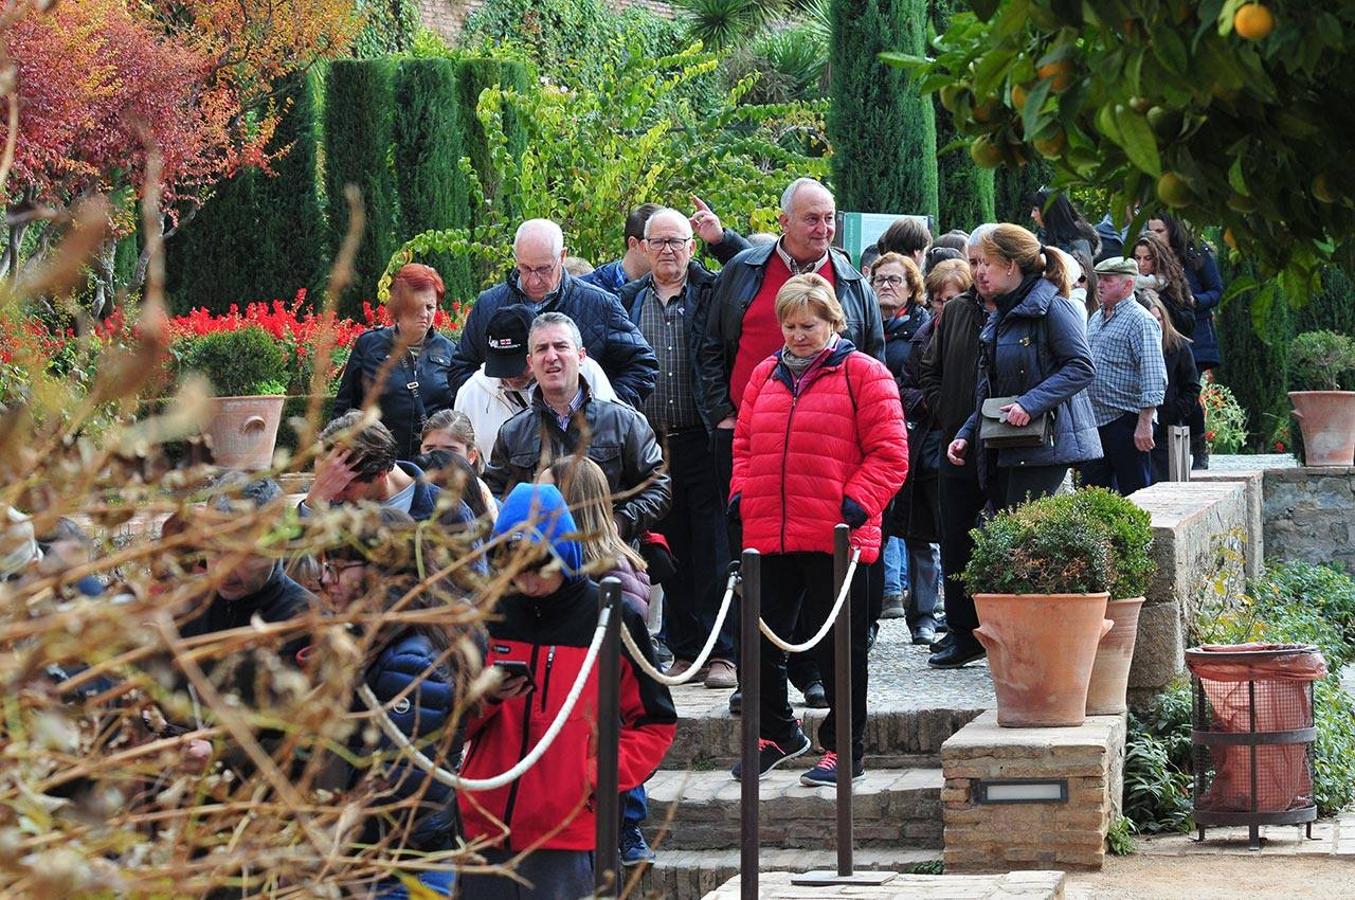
[704, 659, 738, 690]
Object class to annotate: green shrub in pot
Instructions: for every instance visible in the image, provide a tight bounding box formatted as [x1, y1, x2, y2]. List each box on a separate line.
[961, 491, 1115, 596]
[180, 327, 289, 397]
[1066, 487, 1156, 600]
[1290, 330, 1355, 392]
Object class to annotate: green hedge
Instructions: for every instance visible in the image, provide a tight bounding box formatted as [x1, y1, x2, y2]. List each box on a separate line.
[165, 72, 325, 314]
[325, 59, 400, 318]
[828, 0, 938, 220]
[393, 59, 475, 301]
[992, 159, 1052, 226]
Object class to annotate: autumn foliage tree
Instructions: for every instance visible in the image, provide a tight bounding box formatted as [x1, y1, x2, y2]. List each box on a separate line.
[0, 0, 358, 312]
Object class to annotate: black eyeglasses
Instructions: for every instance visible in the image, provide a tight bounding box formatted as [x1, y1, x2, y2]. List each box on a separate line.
[645, 237, 691, 251]
[871, 275, 905, 288]
[322, 559, 369, 581]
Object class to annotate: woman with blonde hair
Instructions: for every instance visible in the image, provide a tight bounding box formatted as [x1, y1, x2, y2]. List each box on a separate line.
[729, 273, 907, 785]
[538, 455, 657, 868]
[1140, 293, 1201, 483]
[948, 224, 1100, 511]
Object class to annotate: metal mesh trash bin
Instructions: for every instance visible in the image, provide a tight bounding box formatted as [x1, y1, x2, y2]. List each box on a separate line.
[1186, 643, 1327, 850]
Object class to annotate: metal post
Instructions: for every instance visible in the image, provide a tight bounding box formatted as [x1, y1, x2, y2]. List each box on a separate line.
[792, 527, 890, 887]
[832, 524, 854, 877]
[595, 577, 622, 896]
[739, 550, 761, 900]
[1167, 424, 1192, 481]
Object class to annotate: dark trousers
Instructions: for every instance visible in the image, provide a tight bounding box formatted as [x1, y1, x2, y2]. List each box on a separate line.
[1079, 412, 1152, 496]
[939, 455, 986, 637]
[657, 429, 734, 663]
[458, 848, 594, 900]
[759, 552, 870, 762]
[991, 463, 1068, 510]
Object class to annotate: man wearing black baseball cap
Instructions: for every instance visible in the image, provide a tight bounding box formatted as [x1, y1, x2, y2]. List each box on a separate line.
[454, 304, 619, 461]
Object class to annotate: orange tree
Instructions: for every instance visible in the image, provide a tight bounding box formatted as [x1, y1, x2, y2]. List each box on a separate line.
[887, 1, 1355, 318]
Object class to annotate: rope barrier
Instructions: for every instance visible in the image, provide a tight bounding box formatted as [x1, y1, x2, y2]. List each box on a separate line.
[620, 571, 739, 685]
[357, 603, 614, 793]
[758, 549, 861, 654]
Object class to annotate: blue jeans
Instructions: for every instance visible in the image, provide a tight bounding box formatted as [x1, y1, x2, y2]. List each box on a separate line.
[882, 537, 908, 598]
[622, 784, 646, 826]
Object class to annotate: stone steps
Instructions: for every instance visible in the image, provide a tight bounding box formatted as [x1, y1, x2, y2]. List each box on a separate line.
[661, 703, 985, 770]
[644, 767, 945, 851]
[631, 847, 942, 900]
[705, 869, 1067, 899]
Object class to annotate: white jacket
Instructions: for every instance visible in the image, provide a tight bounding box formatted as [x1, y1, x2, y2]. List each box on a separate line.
[453, 361, 618, 460]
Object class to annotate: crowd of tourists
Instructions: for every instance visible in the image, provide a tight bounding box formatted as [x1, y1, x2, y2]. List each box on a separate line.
[9, 177, 1225, 898]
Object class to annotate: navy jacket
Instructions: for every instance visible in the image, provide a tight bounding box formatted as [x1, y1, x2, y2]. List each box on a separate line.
[617, 261, 719, 432]
[332, 327, 457, 461]
[1185, 247, 1224, 370]
[447, 269, 658, 408]
[698, 242, 885, 426]
[354, 627, 465, 853]
[958, 277, 1102, 469]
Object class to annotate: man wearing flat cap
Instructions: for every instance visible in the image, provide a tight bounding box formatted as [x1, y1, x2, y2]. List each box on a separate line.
[1079, 257, 1168, 495]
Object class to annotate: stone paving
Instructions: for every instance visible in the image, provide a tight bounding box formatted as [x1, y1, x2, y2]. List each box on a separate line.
[706, 869, 1067, 898]
[1130, 811, 1355, 858]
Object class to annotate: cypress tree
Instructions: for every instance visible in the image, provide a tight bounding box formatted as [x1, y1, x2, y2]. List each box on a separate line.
[931, 0, 994, 231]
[165, 170, 262, 314]
[325, 59, 400, 318]
[993, 159, 1054, 225]
[255, 71, 326, 307]
[458, 57, 531, 230]
[1214, 255, 1293, 450]
[828, 0, 938, 220]
[392, 59, 474, 303]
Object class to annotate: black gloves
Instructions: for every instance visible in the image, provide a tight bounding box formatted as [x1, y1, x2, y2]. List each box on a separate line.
[841, 496, 867, 529]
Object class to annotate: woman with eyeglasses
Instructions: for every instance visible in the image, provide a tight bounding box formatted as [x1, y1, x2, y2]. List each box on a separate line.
[318, 507, 479, 899]
[871, 253, 931, 632]
[331, 264, 457, 461]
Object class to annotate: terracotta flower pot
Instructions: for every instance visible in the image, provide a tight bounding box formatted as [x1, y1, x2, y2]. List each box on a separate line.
[973, 592, 1112, 727]
[1086, 597, 1145, 716]
[206, 395, 286, 470]
[1289, 391, 1355, 466]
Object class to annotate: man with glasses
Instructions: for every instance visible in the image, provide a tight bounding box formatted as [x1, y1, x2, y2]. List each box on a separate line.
[581, 203, 661, 294]
[448, 219, 658, 409]
[616, 208, 736, 690]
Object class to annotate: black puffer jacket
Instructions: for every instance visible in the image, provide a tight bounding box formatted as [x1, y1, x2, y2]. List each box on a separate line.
[484, 383, 671, 540]
[918, 289, 987, 444]
[331, 327, 457, 461]
[447, 269, 659, 408]
[698, 243, 884, 425]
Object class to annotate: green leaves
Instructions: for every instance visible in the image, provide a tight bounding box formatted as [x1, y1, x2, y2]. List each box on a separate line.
[1114, 107, 1161, 177]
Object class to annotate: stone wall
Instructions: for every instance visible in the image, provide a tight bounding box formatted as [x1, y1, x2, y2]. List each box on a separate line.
[1263, 467, 1355, 573]
[1125, 481, 1250, 698]
[941, 712, 1125, 873]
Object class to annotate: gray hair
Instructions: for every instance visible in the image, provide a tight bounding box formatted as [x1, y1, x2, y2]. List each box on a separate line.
[780, 178, 833, 216]
[643, 207, 692, 240]
[529, 311, 584, 352]
[967, 223, 999, 248]
[514, 219, 565, 257]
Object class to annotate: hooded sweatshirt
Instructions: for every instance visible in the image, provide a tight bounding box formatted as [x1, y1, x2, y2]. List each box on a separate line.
[458, 485, 676, 852]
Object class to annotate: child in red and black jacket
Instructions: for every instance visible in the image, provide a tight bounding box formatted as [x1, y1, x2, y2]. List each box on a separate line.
[457, 484, 676, 899]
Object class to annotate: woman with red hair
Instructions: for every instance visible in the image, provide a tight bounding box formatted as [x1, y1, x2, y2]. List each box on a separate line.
[332, 264, 457, 460]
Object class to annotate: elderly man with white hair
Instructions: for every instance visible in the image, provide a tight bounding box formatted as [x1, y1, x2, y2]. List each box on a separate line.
[447, 219, 658, 407]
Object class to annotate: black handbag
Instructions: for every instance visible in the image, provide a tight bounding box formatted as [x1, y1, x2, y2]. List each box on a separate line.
[979, 396, 1053, 449]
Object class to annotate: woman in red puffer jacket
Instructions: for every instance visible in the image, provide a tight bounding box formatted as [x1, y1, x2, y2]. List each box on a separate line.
[728, 273, 908, 788]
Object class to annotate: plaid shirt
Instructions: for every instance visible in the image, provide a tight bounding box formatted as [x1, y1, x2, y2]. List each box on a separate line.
[1086, 298, 1168, 426]
[637, 286, 702, 433]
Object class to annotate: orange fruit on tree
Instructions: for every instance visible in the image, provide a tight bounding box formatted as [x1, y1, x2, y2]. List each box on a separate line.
[1012, 83, 1029, 109]
[1156, 172, 1193, 208]
[1223, 228, 1238, 251]
[1233, 3, 1274, 41]
[1037, 60, 1073, 92]
[970, 136, 1003, 169]
[1033, 129, 1066, 158]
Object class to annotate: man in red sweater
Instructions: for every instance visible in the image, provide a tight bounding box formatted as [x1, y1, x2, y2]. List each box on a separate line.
[697, 177, 886, 713]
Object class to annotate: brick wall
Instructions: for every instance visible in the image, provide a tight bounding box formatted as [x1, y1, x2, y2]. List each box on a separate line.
[417, 0, 674, 42]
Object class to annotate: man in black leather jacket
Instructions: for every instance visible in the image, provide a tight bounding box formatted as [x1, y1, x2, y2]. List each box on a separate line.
[484, 312, 671, 541]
